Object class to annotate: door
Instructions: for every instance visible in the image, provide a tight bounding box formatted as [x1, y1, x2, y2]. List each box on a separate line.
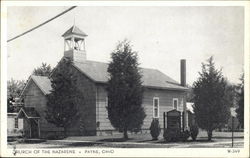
[30, 119, 39, 138]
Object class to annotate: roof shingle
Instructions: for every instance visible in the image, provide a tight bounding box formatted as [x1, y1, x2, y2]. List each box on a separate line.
[73, 60, 187, 90]
[31, 75, 52, 95]
[62, 25, 88, 37]
[29, 60, 187, 95]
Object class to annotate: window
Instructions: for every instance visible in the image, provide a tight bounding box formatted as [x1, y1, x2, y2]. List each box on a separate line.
[14, 118, 18, 128]
[173, 98, 178, 110]
[153, 97, 159, 118]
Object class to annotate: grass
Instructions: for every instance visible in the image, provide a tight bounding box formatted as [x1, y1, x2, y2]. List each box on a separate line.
[98, 138, 134, 142]
[62, 131, 243, 143]
[8, 131, 244, 148]
[197, 130, 243, 138]
[68, 142, 103, 147]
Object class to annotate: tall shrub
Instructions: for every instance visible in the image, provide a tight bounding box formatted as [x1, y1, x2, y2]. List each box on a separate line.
[45, 58, 84, 137]
[107, 40, 146, 139]
[193, 56, 230, 141]
[150, 119, 161, 140]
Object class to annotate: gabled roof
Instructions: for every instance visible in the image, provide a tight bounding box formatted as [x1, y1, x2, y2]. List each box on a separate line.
[31, 75, 52, 95]
[25, 59, 187, 97]
[62, 25, 88, 37]
[73, 60, 187, 90]
[17, 107, 40, 119]
[21, 75, 52, 97]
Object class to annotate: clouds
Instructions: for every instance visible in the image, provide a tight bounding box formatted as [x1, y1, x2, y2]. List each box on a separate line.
[7, 6, 244, 84]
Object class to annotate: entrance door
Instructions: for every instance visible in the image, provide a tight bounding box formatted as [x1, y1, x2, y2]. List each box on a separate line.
[30, 119, 39, 138]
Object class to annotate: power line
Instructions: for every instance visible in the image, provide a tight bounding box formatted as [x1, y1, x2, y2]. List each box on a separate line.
[7, 6, 77, 43]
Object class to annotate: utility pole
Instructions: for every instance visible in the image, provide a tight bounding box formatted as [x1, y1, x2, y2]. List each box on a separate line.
[230, 107, 236, 148]
[232, 116, 234, 147]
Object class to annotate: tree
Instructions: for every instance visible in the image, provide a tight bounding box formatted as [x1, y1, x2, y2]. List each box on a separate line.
[33, 62, 52, 76]
[186, 84, 194, 102]
[224, 80, 237, 108]
[236, 73, 244, 128]
[7, 79, 26, 98]
[107, 40, 146, 139]
[7, 96, 15, 113]
[7, 79, 26, 112]
[192, 56, 230, 141]
[45, 58, 84, 136]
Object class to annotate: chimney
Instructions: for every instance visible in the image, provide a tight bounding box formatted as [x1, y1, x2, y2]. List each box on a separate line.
[180, 59, 186, 87]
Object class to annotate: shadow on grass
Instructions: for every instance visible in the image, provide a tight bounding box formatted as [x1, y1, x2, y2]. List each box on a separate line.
[136, 139, 161, 143]
[193, 139, 215, 142]
[155, 140, 177, 144]
[98, 138, 134, 142]
[199, 136, 243, 139]
[155, 139, 215, 144]
[68, 142, 103, 147]
[17, 138, 47, 144]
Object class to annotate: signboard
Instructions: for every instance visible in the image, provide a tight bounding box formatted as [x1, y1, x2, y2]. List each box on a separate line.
[167, 110, 181, 117]
[166, 110, 181, 130]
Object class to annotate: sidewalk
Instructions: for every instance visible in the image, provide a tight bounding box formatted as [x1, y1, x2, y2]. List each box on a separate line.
[44, 131, 244, 148]
[57, 131, 244, 142]
[8, 131, 244, 148]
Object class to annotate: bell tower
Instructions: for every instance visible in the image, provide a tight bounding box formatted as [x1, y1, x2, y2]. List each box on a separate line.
[62, 25, 88, 62]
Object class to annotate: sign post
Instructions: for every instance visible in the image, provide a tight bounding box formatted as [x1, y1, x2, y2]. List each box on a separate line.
[230, 107, 236, 148]
[163, 112, 166, 131]
[232, 116, 234, 147]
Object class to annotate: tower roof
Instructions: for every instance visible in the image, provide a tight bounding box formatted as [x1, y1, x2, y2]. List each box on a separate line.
[62, 25, 88, 37]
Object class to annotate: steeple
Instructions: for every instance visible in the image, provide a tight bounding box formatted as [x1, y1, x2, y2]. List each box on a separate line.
[62, 25, 88, 62]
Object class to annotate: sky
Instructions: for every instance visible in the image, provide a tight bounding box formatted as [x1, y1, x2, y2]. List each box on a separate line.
[7, 6, 244, 85]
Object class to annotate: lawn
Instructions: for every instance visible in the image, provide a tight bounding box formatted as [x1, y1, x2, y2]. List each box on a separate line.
[61, 130, 243, 142]
[8, 131, 244, 148]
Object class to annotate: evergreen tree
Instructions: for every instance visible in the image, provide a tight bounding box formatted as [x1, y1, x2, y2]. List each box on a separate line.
[224, 80, 237, 108]
[236, 74, 244, 128]
[45, 58, 84, 136]
[193, 56, 230, 141]
[107, 40, 146, 139]
[33, 62, 52, 76]
[186, 84, 194, 102]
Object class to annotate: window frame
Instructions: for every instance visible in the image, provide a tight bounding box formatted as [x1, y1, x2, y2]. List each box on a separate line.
[173, 98, 179, 110]
[14, 118, 18, 128]
[153, 97, 160, 118]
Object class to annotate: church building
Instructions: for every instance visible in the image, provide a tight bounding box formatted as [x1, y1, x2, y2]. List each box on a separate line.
[18, 26, 188, 138]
